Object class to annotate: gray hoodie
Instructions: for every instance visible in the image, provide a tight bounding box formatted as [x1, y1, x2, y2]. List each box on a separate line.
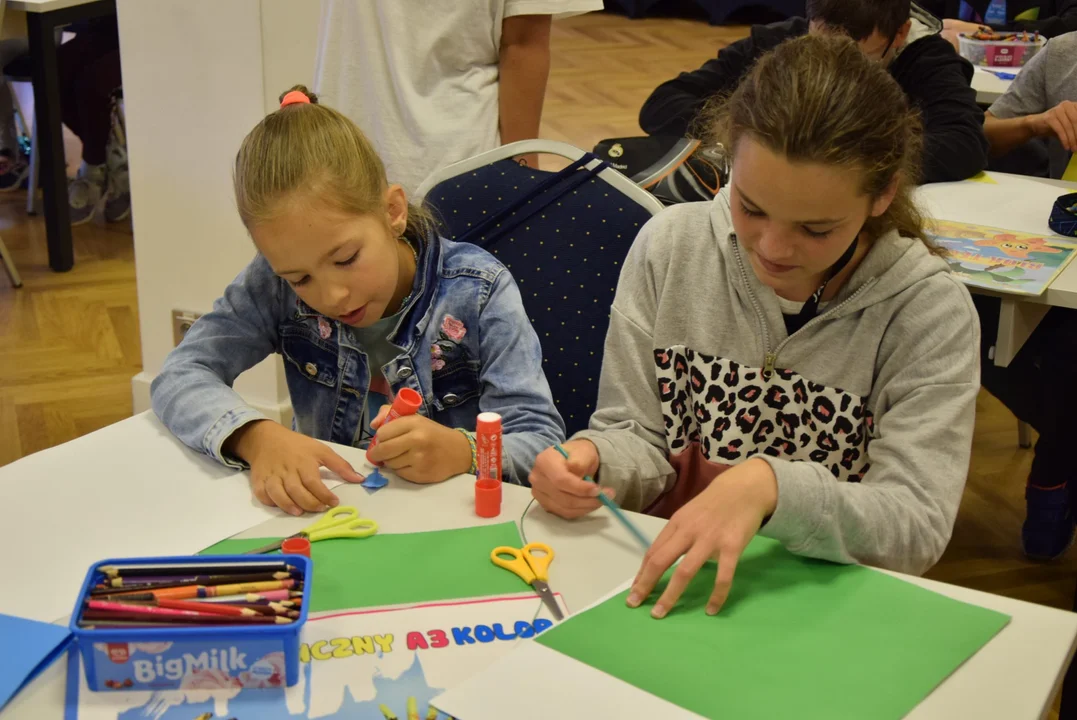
[575, 191, 980, 575]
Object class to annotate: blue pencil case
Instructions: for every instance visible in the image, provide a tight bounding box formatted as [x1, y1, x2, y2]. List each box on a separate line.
[69, 554, 311, 692]
[1049, 192, 1077, 237]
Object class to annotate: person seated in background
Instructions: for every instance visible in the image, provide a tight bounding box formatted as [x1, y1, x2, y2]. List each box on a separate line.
[57, 15, 129, 226]
[638, 0, 989, 184]
[972, 30, 1077, 561]
[982, 29, 1077, 178]
[929, 0, 1077, 46]
[0, 36, 30, 192]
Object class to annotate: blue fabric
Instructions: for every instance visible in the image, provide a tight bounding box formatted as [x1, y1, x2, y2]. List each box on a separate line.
[985, 0, 1007, 25]
[151, 235, 565, 484]
[425, 158, 654, 435]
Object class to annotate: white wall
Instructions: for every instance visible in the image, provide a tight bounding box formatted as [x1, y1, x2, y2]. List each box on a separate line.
[119, 0, 320, 417]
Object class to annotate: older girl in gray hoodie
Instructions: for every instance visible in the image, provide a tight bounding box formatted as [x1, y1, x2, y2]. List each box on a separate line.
[530, 34, 980, 618]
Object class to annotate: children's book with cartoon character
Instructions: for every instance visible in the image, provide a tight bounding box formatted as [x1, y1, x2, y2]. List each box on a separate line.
[927, 220, 1077, 296]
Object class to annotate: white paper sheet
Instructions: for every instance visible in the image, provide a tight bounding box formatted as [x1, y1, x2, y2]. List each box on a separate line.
[917, 174, 1065, 235]
[433, 641, 703, 720]
[0, 412, 354, 624]
[432, 578, 704, 720]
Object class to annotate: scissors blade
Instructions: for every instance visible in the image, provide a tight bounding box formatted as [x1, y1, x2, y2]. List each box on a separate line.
[532, 580, 564, 621]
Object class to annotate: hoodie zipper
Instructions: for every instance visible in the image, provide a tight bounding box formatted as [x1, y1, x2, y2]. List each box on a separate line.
[729, 233, 774, 370]
[729, 232, 878, 380]
[767, 279, 878, 374]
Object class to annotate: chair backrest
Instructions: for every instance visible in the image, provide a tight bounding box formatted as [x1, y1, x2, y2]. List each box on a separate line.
[422, 143, 661, 436]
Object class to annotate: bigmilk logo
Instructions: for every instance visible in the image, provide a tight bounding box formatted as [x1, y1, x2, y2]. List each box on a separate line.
[132, 647, 248, 682]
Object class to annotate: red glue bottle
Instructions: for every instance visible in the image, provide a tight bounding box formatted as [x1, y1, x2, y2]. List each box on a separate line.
[366, 387, 423, 461]
[474, 412, 503, 518]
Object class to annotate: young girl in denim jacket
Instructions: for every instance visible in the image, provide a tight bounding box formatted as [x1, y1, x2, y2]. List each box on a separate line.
[152, 86, 565, 515]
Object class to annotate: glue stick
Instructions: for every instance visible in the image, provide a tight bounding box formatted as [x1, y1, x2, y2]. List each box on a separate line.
[474, 412, 502, 518]
[367, 387, 423, 460]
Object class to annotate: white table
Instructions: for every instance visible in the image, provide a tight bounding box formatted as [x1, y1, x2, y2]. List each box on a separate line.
[3, 0, 116, 273]
[972, 65, 1014, 105]
[2, 423, 1076, 718]
[918, 171, 1077, 366]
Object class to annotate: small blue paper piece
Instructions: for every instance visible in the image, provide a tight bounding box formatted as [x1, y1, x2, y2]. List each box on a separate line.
[361, 468, 389, 492]
[0, 613, 74, 711]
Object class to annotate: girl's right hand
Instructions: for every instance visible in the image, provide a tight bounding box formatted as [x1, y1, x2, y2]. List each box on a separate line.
[225, 420, 366, 516]
[528, 440, 613, 519]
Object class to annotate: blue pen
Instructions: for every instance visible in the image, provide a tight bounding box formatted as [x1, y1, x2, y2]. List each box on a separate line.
[991, 70, 1017, 80]
[553, 444, 651, 553]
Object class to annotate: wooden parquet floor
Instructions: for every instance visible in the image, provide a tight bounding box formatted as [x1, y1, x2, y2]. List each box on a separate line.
[0, 10, 1073, 712]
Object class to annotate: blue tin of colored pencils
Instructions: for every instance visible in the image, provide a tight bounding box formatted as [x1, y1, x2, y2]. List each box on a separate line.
[69, 554, 312, 691]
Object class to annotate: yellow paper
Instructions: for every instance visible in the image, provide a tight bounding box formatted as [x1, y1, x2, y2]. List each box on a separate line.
[1063, 154, 1077, 183]
[966, 171, 999, 184]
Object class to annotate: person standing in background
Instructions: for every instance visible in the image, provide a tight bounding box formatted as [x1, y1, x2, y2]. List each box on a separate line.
[312, 0, 602, 199]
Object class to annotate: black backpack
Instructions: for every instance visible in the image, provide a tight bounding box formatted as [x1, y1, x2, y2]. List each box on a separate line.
[593, 135, 729, 205]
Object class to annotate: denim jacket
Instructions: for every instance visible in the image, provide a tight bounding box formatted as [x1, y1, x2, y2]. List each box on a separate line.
[150, 235, 566, 484]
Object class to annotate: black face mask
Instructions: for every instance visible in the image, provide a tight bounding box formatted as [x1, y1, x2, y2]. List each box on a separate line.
[782, 235, 859, 336]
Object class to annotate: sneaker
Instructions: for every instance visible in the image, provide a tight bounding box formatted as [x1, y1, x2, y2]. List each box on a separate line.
[1022, 481, 1076, 560]
[0, 149, 28, 192]
[103, 92, 130, 223]
[69, 162, 105, 226]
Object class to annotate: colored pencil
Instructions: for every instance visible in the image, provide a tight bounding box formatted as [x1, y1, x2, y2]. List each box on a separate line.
[553, 443, 652, 553]
[425, 708, 439, 720]
[104, 571, 295, 589]
[100, 561, 297, 578]
[194, 590, 300, 604]
[96, 579, 298, 603]
[87, 600, 262, 621]
[154, 599, 259, 617]
[379, 705, 398, 720]
[93, 574, 299, 596]
[81, 609, 291, 625]
[407, 697, 420, 720]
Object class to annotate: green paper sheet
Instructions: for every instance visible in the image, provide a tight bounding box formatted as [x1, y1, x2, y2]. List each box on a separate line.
[202, 522, 527, 612]
[537, 537, 1010, 720]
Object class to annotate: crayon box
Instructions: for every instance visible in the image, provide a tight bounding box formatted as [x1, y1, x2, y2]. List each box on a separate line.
[69, 554, 312, 692]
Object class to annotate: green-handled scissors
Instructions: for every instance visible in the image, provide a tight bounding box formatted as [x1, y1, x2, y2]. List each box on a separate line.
[244, 505, 379, 555]
[490, 542, 564, 621]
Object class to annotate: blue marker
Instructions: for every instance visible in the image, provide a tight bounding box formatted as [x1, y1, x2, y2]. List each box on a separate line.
[991, 70, 1017, 80]
[553, 444, 651, 553]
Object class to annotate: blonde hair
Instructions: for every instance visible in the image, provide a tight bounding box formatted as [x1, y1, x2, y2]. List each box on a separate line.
[233, 85, 437, 240]
[700, 34, 927, 244]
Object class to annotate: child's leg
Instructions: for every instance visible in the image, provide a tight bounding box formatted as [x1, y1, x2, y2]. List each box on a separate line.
[974, 294, 1077, 560]
[58, 29, 121, 225]
[0, 37, 29, 188]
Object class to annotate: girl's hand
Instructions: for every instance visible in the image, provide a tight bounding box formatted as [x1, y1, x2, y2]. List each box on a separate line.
[225, 420, 366, 516]
[626, 458, 778, 618]
[366, 414, 472, 483]
[528, 440, 612, 519]
[941, 19, 985, 48]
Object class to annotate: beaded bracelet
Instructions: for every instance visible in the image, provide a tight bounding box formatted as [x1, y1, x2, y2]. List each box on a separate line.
[456, 428, 477, 475]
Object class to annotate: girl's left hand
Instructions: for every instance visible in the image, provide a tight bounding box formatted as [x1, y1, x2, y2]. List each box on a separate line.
[366, 413, 472, 483]
[626, 458, 778, 619]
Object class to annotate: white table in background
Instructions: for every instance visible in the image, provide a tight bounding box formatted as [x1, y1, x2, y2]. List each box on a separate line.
[918, 171, 1077, 366]
[972, 65, 1014, 105]
[2, 414, 1076, 718]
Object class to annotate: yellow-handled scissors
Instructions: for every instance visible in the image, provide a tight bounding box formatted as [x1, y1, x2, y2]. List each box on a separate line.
[490, 542, 563, 620]
[245, 506, 379, 555]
